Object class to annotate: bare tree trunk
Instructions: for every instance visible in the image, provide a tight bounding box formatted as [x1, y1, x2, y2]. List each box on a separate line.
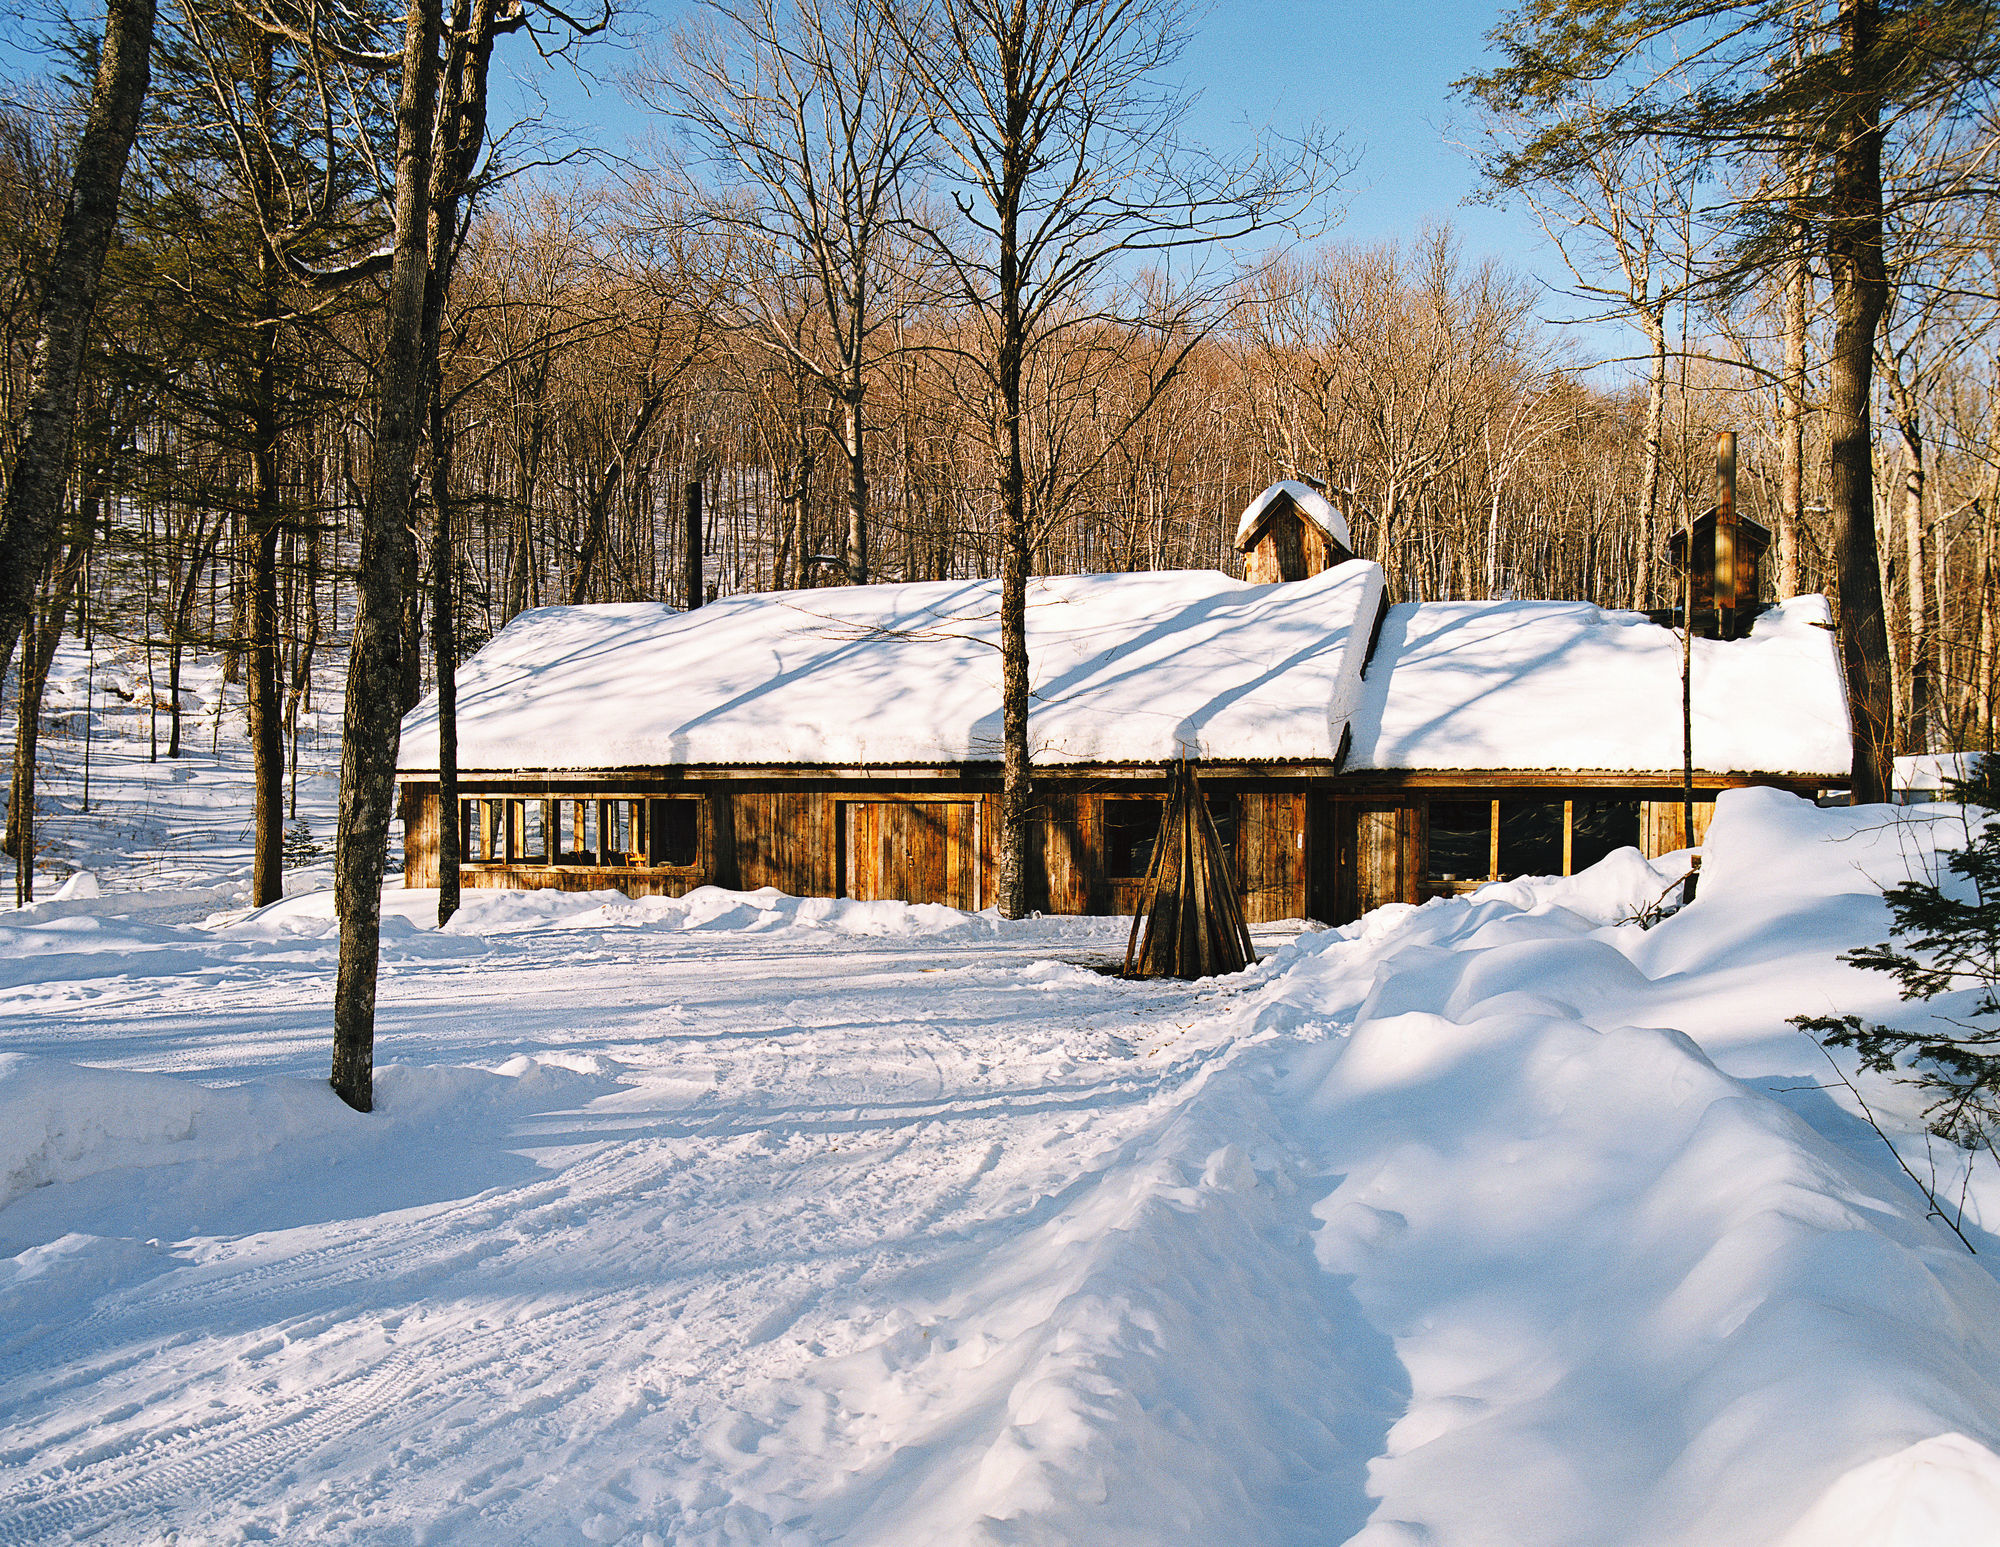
[996, 121, 1031, 919]
[331, 0, 443, 1113]
[842, 388, 868, 583]
[1900, 430, 1930, 751]
[7, 549, 85, 903]
[0, 0, 154, 689]
[1825, 0, 1895, 804]
[245, 350, 285, 899]
[1633, 312, 1666, 611]
[1779, 244, 1807, 597]
[432, 380, 461, 926]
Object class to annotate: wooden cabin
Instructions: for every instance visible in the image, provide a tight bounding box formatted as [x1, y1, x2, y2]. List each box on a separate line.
[396, 485, 1851, 926]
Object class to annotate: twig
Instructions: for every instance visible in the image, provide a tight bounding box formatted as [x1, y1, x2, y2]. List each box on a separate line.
[1807, 1033, 1978, 1253]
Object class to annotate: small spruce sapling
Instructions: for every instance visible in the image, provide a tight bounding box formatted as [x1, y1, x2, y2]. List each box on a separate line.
[1794, 760, 2000, 1153]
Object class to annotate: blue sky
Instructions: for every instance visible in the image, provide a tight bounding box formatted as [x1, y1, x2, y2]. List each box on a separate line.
[5, 0, 1612, 361]
[493, 0, 1551, 266]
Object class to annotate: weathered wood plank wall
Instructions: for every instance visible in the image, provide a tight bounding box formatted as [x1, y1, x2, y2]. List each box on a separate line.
[397, 776, 1799, 924]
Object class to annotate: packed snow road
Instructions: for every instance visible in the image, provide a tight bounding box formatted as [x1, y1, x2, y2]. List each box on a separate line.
[6, 795, 2000, 1544]
[0, 887, 1369, 1545]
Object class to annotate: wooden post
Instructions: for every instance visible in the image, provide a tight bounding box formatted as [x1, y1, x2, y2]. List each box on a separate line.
[1715, 431, 1739, 635]
[684, 479, 704, 611]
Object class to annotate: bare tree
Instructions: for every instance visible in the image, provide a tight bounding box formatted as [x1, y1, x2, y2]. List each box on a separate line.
[1474, 104, 1697, 610]
[883, 0, 1331, 917]
[641, 0, 931, 585]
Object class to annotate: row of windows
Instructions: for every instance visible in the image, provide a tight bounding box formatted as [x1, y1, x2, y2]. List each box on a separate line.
[1426, 797, 1642, 884]
[451, 792, 1657, 884]
[460, 797, 701, 869]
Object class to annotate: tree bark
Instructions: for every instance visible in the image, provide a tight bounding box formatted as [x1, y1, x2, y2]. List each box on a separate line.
[993, 23, 1031, 922]
[330, 0, 443, 1113]
[432, 379, 461, 926]
[7, 547, 86, 904]
[842, 387, 868, 584]
[1900, 430, 1930, 752]
[0, 0, 154, 690]
[1633, 310, 1666, 612]
[1779, 242, 1807, 598]
[1825, 0, 1895, 804]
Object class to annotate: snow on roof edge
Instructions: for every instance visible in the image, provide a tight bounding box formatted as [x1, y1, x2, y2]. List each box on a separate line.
[1233, 480, 1355, 554]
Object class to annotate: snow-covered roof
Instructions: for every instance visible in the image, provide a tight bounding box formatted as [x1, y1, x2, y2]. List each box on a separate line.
[398, 565, 1387, 772]
[1344, 595, 1852, 776]
[399, 573, 1852, 779]
[1233, 481, 1354, 554]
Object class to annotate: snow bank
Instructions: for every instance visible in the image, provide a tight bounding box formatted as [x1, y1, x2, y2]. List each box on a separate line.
[1255, 793, 2000, 1546]
[1345, 594, 1851, 775]
[0, 1053, 350, 1213]
[397, 564, 1386, 771]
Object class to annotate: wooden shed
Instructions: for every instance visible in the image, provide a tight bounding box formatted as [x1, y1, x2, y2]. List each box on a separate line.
[396, 486, 1852, 927]
[1233, 479, 1357, 584]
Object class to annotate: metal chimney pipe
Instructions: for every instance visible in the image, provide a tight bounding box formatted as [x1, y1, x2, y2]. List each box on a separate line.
[684, 479, 703, 610]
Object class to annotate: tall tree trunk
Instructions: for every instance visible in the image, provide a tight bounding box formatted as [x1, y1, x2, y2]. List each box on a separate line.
[1825, 0, 1895, 804]
[1633, 310, 1666, 611]
[0, 0, 154, 689]
[1900, 428, 1930, 752]
[842, 387, 868, 584]
[432, 379, 461, 925]
[7, 549, 85, 904]
[995, 124, 1031, 921]
[330, 0, 443, 1113]
[1779, 242, 1807, 597]
[246, 298, 285, 903]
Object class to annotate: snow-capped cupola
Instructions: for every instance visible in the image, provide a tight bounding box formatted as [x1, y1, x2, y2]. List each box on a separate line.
[1234, 479, 1357, 584]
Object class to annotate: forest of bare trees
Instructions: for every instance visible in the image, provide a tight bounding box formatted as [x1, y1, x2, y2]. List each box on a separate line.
[4, 0, 1999, 1099]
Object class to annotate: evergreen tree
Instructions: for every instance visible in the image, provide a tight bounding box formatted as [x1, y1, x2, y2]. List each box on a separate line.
[1797, 760, 2000, 1149]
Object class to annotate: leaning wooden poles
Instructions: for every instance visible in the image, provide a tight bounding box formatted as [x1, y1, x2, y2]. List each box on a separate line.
[1122, 761, 1256, 980]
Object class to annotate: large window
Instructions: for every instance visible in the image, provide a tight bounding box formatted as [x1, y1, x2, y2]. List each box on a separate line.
[1103, 799, 1161, 880]
[1497, 799, 1564, 878]
[651, 799, 701, 868]
[454, 794, 703, 870]
[1427, 800, 1490, 883]
[1570, 798, 1641, 871]
[1102, 794, 1237, 882]
[517, 800, 548, 863]
[1426, 796, 1644, 887]
[557, 799, 597, 864]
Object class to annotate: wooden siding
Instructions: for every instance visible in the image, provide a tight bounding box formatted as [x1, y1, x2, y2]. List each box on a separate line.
[398, 771, 1791, 924]
[1640, 797, 1718, 856]
[402, 784, 440, 889]
[1240, 500, 1350, 583]
[1035, 788, 1092, 915]
[841, 799, 981, 909]
[1238, 789, 1308, 922]
[735, 790, 835, 897]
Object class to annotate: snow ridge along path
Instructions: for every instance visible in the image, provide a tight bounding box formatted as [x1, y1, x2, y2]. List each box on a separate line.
[4, 785, 2000, 1543]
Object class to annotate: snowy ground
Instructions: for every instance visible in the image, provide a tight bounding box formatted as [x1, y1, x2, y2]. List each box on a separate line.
[5, 643, 2000, 1546]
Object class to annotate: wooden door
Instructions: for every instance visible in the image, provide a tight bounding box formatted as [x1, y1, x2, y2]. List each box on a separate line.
[841, 800, 981, 909]
[1330, 801, 1424, 922]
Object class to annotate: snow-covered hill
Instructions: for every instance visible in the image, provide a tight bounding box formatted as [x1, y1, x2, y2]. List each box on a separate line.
[3, 643, 1999, 1545]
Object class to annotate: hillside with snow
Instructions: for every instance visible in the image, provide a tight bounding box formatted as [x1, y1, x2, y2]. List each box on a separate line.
[3, 643, 2000, 1545]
